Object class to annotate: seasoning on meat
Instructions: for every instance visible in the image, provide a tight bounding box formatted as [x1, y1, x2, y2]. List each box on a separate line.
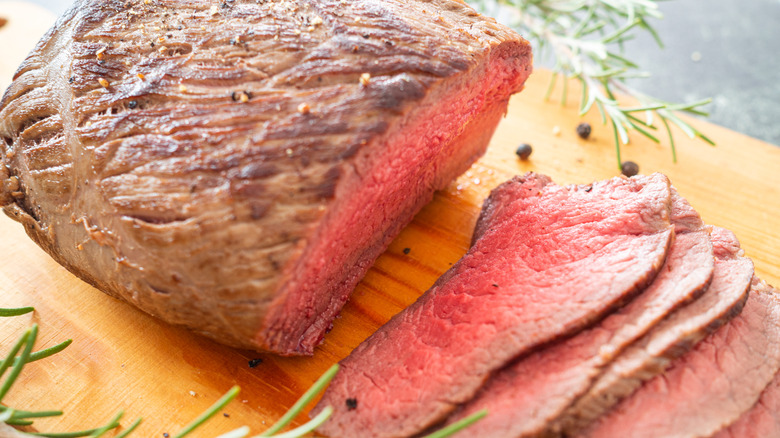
[0, 0, 533, 355]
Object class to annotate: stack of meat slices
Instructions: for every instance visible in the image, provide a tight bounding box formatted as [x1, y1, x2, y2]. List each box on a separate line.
[312, 172, 780, 438]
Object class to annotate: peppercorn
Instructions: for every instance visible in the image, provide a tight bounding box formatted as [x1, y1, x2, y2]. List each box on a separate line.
[621, 161, 639, 177]
[576, 122, 592, 139]
[346, 398, 358, 411]
[402, 247, 411, 255]
[515, 143, 532, 160]
[248, 358, 263, 368]
[127, 100, 138, 109]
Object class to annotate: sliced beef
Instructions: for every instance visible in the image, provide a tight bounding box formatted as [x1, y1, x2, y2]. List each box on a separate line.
[713, 281, 780, 438]
[444, 190, 714, 438]
[581, 255, 776, 438]
[313, 173, 674, 438]
[561, 227, 754, 435]
[714, 371, 780, 438]
[0, 0, 532, 354]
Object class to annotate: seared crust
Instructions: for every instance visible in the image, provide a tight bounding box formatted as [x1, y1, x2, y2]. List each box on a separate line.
[0, 0, 531, 352]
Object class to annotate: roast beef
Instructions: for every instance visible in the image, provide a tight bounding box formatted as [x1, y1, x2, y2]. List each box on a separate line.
[0, 0, 532, 354]
[713, 281, 780, 438]
[560, 226, 754, 435]
[313, 173, 674, 438]
[581, 254, 775, 438]
[444, 189, 714, 438]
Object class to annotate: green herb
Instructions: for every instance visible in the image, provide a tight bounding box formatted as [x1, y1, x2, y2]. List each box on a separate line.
[113, 417, 142, 438]
[0, 308, 34, 317]
[1, 307, 483, 437]
[259, 364, 339, 437]
[421, 409, 488, 438]
[469, 0, 714, 167]
[11, 339, 72, 367]
[173, 386, 240, 438]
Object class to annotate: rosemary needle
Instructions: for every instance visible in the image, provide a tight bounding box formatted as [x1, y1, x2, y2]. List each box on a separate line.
[87, 410, 124, 438]
[420, 409, 488, 438]
[11, 339, 73, 367]
[113, 418, 142, 438]
[0, 307, 34, 317]
[215, 426, 251, 438]
[0, 330, 29, 383]
[259, 363, 339, 437]
[0, 325, 37, 403]
[260, 406, 333, 438]
[0, 409, 14, 423]
[0, 407, 63, 420]
[173, 386, 240, 438]
[28, 425, 121, 438]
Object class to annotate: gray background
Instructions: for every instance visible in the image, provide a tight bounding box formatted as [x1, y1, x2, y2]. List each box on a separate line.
[23, 0, 780, 147]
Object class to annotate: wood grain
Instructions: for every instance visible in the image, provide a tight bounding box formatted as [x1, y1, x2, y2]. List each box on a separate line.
[0, 4, 779, 436]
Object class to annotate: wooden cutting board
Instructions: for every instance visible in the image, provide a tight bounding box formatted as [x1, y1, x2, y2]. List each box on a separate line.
[1, 2, 779, 436]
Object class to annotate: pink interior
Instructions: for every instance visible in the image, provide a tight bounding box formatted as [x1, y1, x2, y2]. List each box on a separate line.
[259, 43, 532, 354]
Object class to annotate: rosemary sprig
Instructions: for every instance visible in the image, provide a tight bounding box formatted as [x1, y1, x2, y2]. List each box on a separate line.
[469, 0, 714, 167]
[2, 307, 483, 437]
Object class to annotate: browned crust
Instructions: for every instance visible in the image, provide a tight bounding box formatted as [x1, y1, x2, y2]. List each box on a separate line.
[0, 0, 531, 352]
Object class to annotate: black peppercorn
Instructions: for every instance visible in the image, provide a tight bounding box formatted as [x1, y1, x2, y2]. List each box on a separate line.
[515, 143, 532, 160]
[346, 397, 358, 411]
[621, 161, 639, 177]
[127, 100, 138, 109]
[576, 122, 592, 139]
[403, 247, 411, 255]
[248, 358, 263, 368]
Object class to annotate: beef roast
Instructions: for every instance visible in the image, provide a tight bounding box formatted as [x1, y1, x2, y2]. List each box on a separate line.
[713, 281, 780, 438]
[444, 189, 714, 438]
[560, 226, 754, 434]
[312, 173, 674, 438]
[582, 272, 780, 438]
[0, 0, 532, 354]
